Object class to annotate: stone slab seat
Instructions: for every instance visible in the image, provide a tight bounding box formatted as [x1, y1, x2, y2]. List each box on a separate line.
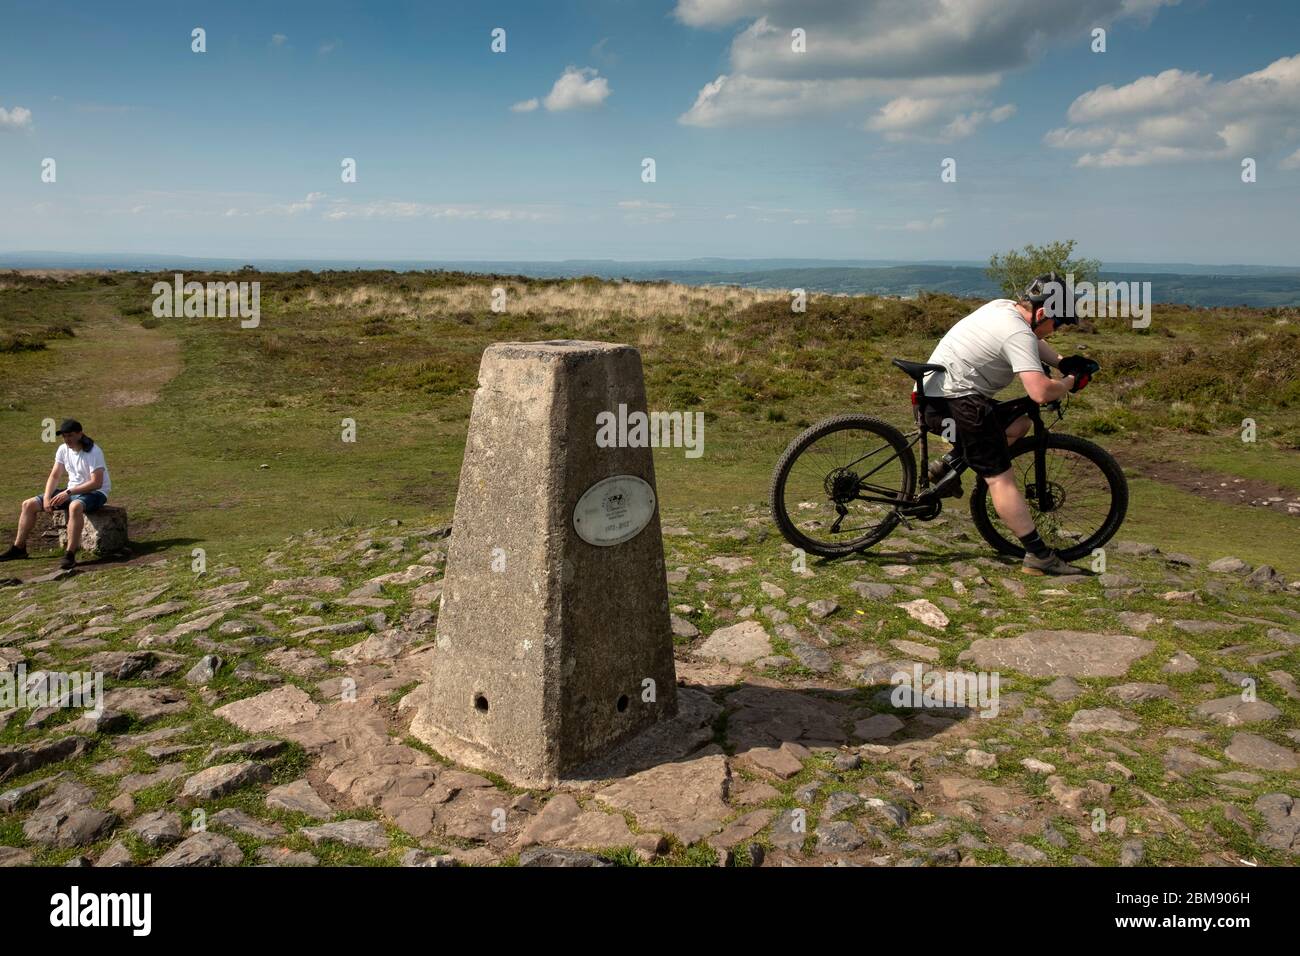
[53, 505, 130, 554]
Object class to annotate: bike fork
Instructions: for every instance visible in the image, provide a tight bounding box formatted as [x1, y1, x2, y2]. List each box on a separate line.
[1033, 431, 1049, 505]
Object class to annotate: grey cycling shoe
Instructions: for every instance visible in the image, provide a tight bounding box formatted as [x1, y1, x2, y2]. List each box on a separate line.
[1022, 551, 1085, 576]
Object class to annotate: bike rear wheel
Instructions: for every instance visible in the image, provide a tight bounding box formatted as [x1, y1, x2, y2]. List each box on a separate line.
[770, 414, 916, 557]
[969, 432, 1128, 562]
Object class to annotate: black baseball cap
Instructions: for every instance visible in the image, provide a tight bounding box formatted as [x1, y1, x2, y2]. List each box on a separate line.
[55, 418, 83, 435]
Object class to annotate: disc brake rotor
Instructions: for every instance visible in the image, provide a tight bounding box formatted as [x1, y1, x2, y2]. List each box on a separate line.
[1026, 479, 1066, 513]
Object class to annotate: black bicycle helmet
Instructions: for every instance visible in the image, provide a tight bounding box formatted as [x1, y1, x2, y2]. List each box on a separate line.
[1022, 272, 1080, 326]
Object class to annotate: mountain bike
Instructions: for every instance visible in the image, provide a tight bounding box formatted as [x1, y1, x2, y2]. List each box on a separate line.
[769, 358, 1128, 559]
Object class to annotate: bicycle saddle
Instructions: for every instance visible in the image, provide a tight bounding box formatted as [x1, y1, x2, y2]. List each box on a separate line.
[891, 358, 946, 382]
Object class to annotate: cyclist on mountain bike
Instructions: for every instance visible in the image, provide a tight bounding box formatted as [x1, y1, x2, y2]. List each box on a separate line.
[921, 273, 1097, 575]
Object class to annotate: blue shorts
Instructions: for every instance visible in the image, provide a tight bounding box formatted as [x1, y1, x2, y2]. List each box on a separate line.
[35, 488, 107, 513]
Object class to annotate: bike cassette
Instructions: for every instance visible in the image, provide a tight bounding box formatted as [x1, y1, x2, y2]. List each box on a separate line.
[824, 467, 861, 505]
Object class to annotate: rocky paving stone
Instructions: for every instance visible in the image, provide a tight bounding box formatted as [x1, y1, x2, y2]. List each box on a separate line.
[204, 739, 287, 764]
[695, 621, 772, 664]
[184, 654, 222, 684]
[736, 741, 810, 779]
[266, 576, 345, 595]
[118, 763, 188, 795]
[517, 847, 613, 867]
[1224, 733, 1298, 771]
[1254, 794, 1300, 854]
[895, 599, 949, 629]
[516, 793, 634, 849]
[101, 686, 187, 723]
[816, 820, 865, 853]
[257, 846, 319, 866]
[1068, 708, 1139, 734]
[155, 832, 244, 866]
[300, 819, 390, 850]
[95, 842, 135, 867]
[961, 630, 1153, 677]
[669, 614, 699, 639]
[23, 782, 118, 848]
[181, 761, 272, 802]
[1195, 696, 1281, 726]
[211, 808, 287, 840]
[595, 750, 730, 844]
[1108, 682, 1172, 704]
[214, 684, 319, 733]
[129, 810, 183, 848]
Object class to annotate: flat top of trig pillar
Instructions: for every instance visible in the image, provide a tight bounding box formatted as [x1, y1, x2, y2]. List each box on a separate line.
[487, 340, 631, 357]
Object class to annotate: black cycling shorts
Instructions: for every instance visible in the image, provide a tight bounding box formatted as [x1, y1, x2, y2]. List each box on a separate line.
[923, 394, 1028, 477]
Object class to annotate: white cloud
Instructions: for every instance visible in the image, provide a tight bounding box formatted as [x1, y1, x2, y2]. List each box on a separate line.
[617, 199, 674, 222]
[541, 66, 611, 111]
[257, 193, 325, 216]
[865, 96, 1015, 142]
[1048, 53, 1300, 167]
[674, 0, 1176, 133]
[510, 98, 539, 113]
[1282, 147, 1300, 170]
[0, 105, 33, 129]
[1066, 68, 1210, 123]
[318, 40, 339, 55]
[683, 73, 999, 127]
[271, 34, 287, 47]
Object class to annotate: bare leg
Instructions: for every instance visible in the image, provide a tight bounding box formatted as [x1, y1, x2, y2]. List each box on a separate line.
[66, 500, 85, 552]
[1005, 415, 1031, 445]
[985, 468, 1035, 537]
[15, 497, 40, 548]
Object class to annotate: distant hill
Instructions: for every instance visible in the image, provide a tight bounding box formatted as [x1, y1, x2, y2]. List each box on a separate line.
[3, 252, 1299, 308]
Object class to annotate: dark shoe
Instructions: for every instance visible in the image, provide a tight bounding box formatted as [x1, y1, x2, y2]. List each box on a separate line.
[60, 552, 77, 571]
[927, 459, 963, 499]
[1022, 551, 1084, 576]
[0, 545, 28, 562]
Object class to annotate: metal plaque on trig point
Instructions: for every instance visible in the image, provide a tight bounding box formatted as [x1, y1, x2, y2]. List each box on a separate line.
[573, 475, 656, 547]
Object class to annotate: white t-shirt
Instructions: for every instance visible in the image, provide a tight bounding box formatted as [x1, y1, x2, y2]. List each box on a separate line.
[55, 442, 111, 496]
[922, 299, 1044, 398]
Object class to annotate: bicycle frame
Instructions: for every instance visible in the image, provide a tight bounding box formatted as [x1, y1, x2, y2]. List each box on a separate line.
[845, 395, 1059, 515]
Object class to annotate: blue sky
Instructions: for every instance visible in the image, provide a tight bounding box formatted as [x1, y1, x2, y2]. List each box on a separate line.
[2, 0, 1299, 264]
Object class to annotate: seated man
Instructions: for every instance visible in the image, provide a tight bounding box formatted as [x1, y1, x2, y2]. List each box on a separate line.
[1, 418, 112, 570]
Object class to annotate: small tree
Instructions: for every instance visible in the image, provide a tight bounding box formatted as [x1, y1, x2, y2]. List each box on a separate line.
[987, 240, 1101, 298]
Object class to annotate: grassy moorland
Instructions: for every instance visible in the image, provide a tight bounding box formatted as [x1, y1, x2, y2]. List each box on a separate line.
[1, 270, 1298, 869]
[1, 270, 1297, 571]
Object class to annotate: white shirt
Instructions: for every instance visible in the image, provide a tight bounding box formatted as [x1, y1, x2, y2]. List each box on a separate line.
[922, 299, 1044, 399]
[56, 442, 111, 496]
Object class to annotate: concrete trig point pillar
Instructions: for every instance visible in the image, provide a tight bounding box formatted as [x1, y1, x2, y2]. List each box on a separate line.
[411, 340, 678, 787]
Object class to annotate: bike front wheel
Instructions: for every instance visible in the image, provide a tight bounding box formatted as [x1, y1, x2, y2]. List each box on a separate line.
[969, 432, 1128, 562]
[770, 413, 917, 558]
